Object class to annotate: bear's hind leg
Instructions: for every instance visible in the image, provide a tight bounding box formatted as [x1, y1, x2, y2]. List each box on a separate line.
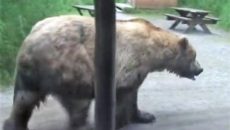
[3, 73, 42, 130]
[3, 90, 41, 130]
[58, 97, 92, 130]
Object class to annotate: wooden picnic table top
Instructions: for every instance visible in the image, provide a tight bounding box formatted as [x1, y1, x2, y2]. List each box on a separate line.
[115, 3, 133, 10]
[72, 5, 94, 10]
[171, 7, 209, 14]
[73, 4, 131, 13]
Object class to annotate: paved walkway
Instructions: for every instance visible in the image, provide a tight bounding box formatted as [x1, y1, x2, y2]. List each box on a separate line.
[1, 15, 230, 130]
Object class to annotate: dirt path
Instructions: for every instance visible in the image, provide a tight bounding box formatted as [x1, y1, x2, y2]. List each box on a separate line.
[1, 15, 230, 130]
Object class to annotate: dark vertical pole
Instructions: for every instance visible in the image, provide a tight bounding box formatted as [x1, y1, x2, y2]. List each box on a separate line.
[94, 0, 116, 130]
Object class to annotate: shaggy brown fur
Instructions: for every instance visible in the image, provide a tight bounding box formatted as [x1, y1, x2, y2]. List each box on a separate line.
[3, 15, 203, 130]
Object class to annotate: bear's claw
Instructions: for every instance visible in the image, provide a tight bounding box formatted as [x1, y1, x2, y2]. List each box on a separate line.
[133, 110, 156, 123]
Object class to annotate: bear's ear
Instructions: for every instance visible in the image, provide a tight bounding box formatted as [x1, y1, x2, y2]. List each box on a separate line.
[178, 37, 188, 50]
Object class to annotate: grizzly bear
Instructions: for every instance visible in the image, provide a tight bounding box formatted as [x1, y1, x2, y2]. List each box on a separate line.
[3, 15, 203, 130]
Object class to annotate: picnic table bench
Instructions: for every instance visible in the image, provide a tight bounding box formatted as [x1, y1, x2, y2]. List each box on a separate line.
[166, 7, 219, 33]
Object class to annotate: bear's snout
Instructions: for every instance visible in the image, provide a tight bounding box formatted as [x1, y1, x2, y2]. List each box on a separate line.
[190, 60, 203, 76]
[194, 68, 203, 76]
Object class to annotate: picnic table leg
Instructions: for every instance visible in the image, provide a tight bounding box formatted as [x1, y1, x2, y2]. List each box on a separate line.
[200, 23, 211, 34]
[77, 8, 83, 16]
[88, 10, 94, 16]
[185, 22, 197, 33]
[170, 19, 180, 29]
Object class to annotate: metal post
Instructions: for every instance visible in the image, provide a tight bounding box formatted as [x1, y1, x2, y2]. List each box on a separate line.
[94, 0, 116, 130]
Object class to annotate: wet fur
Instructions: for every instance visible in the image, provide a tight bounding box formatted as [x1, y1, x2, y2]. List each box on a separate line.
[3, 15, 202, 130]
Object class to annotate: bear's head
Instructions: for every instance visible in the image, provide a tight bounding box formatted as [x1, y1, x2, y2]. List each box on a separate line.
[166, 37, 203, 80]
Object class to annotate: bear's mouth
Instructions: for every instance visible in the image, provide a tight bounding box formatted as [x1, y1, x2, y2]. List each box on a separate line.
[179, 72, 197, 80]
[169, 69, 201, 80]
[183, 68, 203, 80]
[185, 74, 196, 80]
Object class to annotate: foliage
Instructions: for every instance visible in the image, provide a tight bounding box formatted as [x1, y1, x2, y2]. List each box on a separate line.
[0, 0, 78, 86]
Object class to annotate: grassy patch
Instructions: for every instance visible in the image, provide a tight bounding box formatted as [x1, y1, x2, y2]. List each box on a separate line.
[0, 0, 80, 86]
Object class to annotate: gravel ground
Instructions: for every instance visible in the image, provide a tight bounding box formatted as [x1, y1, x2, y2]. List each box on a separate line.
[1, 14, 230, 130]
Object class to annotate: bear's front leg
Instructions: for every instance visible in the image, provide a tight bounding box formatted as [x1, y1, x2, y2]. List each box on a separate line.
[116, 89, 135, 129]
[131, 89, 156, 123]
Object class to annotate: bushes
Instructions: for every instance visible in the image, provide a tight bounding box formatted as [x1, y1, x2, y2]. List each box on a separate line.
[219, 1, 230, 29]
[179, 0, 230, 30]
[0, 0, 79, 86]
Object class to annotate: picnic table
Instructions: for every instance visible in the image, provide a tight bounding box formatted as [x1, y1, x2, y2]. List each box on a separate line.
[73, 3, 133, 17]
[165, 7, 219, 33]
[72, 5, 95, 16]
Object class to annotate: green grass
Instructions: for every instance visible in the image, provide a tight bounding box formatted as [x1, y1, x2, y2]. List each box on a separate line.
[179, 0, 230, 31]
[0, 0, 79, 87]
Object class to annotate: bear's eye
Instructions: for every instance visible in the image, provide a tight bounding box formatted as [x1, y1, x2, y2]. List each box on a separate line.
[187, 49, 196, 62]
[192, 53, 196, 61]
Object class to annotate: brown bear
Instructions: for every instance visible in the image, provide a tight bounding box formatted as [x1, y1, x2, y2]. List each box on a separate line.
[3, 15, 203, 130]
